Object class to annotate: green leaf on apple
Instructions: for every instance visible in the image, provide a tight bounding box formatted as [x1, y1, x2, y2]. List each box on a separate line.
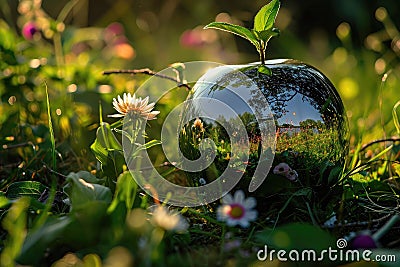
[204, 22, 259, 48]
[204, 0, 281, 65]
[254, 0, 280, 32]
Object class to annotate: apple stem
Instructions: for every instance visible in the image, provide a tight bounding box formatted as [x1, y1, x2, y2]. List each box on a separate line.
[258, 41, 266, 65]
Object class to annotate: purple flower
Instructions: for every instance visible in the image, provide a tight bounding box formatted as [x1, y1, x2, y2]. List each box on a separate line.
[22, 22, 38, 40]
[348, 215, 400, 250]
[351, 234, 377, 249]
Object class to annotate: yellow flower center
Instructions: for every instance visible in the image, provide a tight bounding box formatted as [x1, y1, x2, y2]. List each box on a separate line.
[229, 204, 245, 219]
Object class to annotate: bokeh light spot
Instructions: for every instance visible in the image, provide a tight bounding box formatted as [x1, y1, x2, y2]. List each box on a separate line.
[339, 77, 359, 100]
[374, 58, 386, 74]
[332, 47, 347, 65]
[98, 85, 112, 94]
[215, 13, 232, 23]
[336, 22, 350, 40]
[365, 35, 382, 52]
[375, 7, 387, 22]
[29, 59, 41, 68]
[67, 84, 77, 93]
[8, 96, 16, 105]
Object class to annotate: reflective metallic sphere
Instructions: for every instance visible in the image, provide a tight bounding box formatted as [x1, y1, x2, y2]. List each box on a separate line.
[180, 59, 349, 192]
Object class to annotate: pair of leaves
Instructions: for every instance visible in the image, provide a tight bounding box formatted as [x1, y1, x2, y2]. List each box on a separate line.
[90, 122, 122, 166]
[90, 121, 161, 165]
[204, 0, 280, 54]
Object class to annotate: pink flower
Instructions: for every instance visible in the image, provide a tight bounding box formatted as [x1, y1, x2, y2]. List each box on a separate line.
[104, 22, 125, 43]
[22, 22, 38, 40]
[273, 162, 298, 181]
[180, 30, 204, 48]
[273, 162, 291, 174]
[106, 22, 125, 36]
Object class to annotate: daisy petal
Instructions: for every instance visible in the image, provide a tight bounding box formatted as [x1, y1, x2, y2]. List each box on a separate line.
[141, 96, 149, 106]
[108, 114, 125, 118]
[245, 210, 258, 221]
[222, 193, 233, 204]
[234, 190, 245, 204]
[226, 219, 238, 227]
[238, 219, 250, 228]
[244, 196, 256, 209]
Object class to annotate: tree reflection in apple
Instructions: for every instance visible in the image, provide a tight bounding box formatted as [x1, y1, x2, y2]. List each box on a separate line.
[179, 59, 349, 205]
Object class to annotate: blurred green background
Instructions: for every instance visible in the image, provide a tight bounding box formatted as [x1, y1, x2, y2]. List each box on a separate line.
[2, 2, 400, 265]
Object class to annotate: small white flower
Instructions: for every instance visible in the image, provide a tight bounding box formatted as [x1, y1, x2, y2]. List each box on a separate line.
[151, 206, 189, 232]
[109, 92, 160, 120]
[217, 190, 258, 228]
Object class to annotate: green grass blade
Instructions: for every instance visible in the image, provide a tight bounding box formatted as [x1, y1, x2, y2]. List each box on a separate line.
[99, 100, 103, 124]
[393, 100, 400, 135]
[366, 144, 393, 164]
[45, 83, 56, 170]
[350, 141, 362, 170]
[32, 84, 58, 231]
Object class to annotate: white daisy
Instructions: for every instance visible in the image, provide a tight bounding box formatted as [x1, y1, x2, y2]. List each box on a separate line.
[108, 92, 160, 120]
[217, 190, 258, 228]
[151, 206, 189, 232]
